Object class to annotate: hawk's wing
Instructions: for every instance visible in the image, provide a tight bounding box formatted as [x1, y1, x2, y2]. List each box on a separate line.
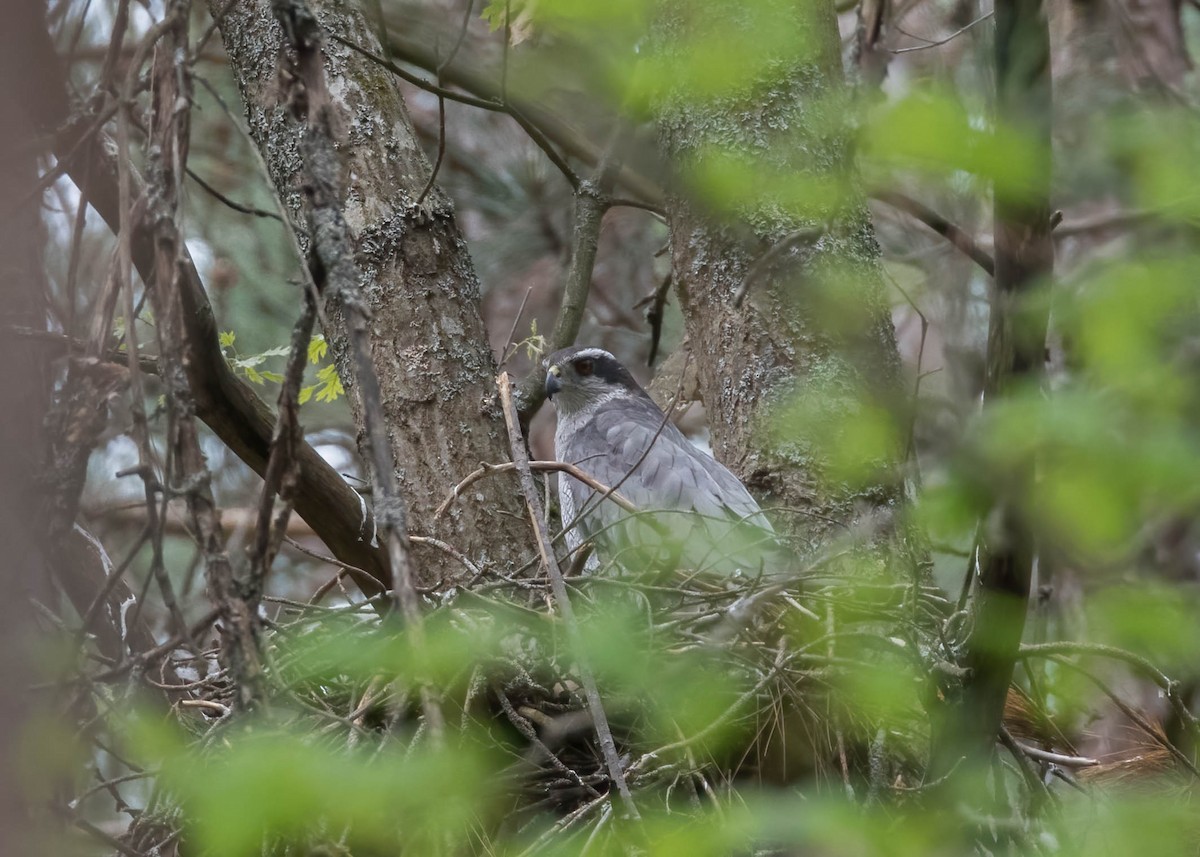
[557, 395, 778, 575]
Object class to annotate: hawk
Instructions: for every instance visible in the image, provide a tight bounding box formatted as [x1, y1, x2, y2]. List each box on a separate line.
[545, 345, 781, 577]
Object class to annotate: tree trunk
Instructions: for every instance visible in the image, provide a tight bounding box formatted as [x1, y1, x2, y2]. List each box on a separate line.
[0, 2, 67, 847]
[658, 0, 904, 553]
[214, 0, 530, 586]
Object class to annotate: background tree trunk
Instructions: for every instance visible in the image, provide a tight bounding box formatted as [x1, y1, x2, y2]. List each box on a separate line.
[659, 0, 904, 553]
[214, 0, 530, 586]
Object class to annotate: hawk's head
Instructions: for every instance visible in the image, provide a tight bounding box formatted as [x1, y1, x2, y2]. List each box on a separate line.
[544, 346, 645, 415]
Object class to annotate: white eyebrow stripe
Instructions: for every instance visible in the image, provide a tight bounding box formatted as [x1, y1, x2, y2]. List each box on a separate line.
[571, 348, 616, 361]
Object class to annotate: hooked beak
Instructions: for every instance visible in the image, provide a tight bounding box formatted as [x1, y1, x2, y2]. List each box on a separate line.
[545, 364, 562, 399]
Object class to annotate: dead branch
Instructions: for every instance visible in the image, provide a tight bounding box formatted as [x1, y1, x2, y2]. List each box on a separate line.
[1045, 655, 1200, 782]
[436, 460, 638, 520]
[248, 284, 319, 610]
[514, 130, 624, 420]
[496, 372, 640, 820]
[140, 1, 266, 711]
[930, 0, 1054, 787]
[1018, 641, 1199, 734]
[49, 114, 391, 595]
[339, 32, 663, 205]
[870, 189, 996, 276]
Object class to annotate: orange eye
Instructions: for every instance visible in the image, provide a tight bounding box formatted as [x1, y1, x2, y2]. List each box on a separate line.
[575, 359, 594, 376]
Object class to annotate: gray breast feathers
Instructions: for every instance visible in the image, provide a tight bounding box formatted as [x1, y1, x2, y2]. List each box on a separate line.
[555, 395, 780, 577]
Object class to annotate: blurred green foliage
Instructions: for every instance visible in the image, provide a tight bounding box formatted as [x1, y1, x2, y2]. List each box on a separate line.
[41, 0, 1200, 853]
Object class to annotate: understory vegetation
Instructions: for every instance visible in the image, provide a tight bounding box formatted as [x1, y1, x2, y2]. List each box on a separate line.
[5, 0, 1200, 855]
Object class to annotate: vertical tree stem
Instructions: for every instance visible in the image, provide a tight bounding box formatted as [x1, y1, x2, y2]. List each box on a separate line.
[497, 373, 640, 821]
[935, 0, 1053, 782]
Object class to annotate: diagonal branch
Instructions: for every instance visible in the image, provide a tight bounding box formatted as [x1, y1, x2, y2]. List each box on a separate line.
[52, 116, 391, 595]
[497, 372, 640, 820]
[343, 31, 662, 205]
[870, 189, 996, 276]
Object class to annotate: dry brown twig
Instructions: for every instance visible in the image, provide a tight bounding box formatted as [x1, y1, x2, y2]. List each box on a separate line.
[436, 460, 638, 520]
[1035, 653, 1200, 782]
[496, 372, 641, 821]
[248, 284, 319, 605]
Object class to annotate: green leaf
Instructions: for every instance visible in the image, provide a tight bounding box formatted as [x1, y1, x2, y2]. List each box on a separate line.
[219, 330, 236, 348]
[315, 364, 344, 402]
[163, 731, 499, 856]
[480, 0, 507, 31]
[244, 366, 264, 385]
[298, 386, 314, 405]
[308, 335, 328, 365]
[260, 371, 285, 383]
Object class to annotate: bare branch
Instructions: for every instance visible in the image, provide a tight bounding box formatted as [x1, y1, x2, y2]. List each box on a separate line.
[931, 0, 1053, 788]
[436, 460, 638, 519]
[870, 189, 996, 276]
[497, 372, 640, 820]
[139, 0, 266, 710]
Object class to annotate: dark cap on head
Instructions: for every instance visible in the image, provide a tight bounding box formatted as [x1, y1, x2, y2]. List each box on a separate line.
[544, 346, 645, 402]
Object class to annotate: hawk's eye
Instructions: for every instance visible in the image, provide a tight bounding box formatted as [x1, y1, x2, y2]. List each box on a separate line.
[575, 359, 594, 377]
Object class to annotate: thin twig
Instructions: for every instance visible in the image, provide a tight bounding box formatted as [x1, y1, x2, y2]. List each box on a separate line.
[1011, 740, 1097, 768]
[331, 33, 581, 189]
[248, 282, 319, 618]
[91, 608, 221, 683]
[410, 534, 482, 580]
[329, 34, 502, 110]
[628, 644, 786, 777]
[495, 683, 603, 798]
[1019, 641, 1197, 730]
[871, 189, 995, 276]
[497, 372, 640, 820]
[1045, 655, 1200, 781]
[891, 11, 993, 54]
[414, 0, 474, 206]
[282, 537, 388, 602]
[186, 166, 283, 220]
[436, 460, 637, 519]
[633, 274, 672, 365]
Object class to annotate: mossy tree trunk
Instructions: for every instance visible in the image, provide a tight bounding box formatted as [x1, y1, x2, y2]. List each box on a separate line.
[214, 0, 531, 586]
[658, 0, 905, 554]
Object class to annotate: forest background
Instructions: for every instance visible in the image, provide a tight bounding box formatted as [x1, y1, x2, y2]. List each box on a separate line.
[2, 0, 1200, 854]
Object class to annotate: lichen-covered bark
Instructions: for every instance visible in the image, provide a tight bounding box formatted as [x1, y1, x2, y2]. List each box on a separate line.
[214, 0, 529, 583]
[658, 1, 904, 552]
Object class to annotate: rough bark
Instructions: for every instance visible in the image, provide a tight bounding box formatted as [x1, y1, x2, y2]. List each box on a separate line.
[215, 0, 529, 586]
[657, 1, 904, 553]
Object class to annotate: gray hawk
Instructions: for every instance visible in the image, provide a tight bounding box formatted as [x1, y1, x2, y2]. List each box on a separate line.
[545, 345, 782, 577]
